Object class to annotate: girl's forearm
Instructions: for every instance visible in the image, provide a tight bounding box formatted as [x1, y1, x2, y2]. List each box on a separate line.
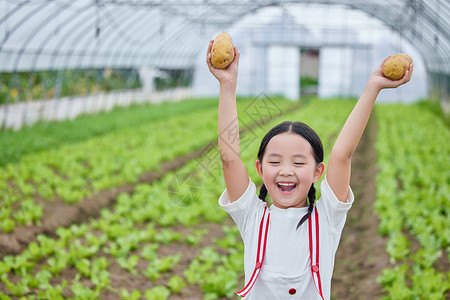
[327, 82, 381, 202]
[218, 82, 241, 162]
[332, 83, 381, 159]
[217, 82, 249, 202]
[328, 58, 411, 202]
[333, 58, 413, 159]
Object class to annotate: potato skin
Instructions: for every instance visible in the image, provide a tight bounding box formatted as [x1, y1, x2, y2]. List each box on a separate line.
[383, 53, 412, 80]
[211, 32, 235, 69]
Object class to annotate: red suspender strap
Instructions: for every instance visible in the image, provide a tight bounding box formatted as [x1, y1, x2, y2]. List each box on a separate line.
[235, 206, 323, 298]
[235, 206, 270, 297]
[309, 207, 325, 300]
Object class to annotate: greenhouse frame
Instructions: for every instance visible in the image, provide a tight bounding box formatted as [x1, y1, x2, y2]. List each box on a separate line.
[1, 1, 448, 127]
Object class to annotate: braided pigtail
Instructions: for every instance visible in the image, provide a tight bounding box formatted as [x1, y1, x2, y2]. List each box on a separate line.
[258, 184, 268, 202]
[297, 184, 316, 229]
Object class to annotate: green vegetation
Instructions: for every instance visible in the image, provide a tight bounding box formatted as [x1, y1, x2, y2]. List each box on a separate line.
[153, 69, 193, 91]
[0, 98, 219, 166]
[0, 96, 294, 233]
[0, 69, 141, 105]
[300, 76, 318, 88]
[0, 98, 351, 299]
[375, 103, 450, 299]
[0, 98, 448, 299]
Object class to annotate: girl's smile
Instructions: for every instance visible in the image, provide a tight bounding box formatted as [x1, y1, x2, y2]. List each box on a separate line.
[277, 182, 297, 194]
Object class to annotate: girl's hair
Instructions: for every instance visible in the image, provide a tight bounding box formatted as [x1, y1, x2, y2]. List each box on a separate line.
[257, 121, 324, 229]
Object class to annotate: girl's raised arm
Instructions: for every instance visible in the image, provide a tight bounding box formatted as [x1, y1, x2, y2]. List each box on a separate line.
[207, 40, 249, 202]
[327, 57, 413, 202]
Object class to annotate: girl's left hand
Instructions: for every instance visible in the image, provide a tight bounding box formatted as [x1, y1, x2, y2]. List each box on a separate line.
[369, 56, 414, 90]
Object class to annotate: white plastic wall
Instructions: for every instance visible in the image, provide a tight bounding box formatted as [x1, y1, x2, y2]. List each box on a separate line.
[267, 46, 300, 100]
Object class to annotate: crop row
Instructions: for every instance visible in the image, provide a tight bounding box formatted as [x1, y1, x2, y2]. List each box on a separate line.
[0, 108, 217, 233]
[0, 97, 293, 233]
[0, 99, 354, 299]
[0, 98, 220, 166]
[374, 104, 450, 299]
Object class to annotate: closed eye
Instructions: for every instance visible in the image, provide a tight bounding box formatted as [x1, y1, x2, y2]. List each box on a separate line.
[294, 163, 305, 166]
[268, 161, 280, 165]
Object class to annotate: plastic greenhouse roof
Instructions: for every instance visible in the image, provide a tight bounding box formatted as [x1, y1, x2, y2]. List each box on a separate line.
[0, 0, 449, 75]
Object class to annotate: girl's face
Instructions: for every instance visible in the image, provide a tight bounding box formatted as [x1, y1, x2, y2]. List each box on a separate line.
[256, 132, 325, 209]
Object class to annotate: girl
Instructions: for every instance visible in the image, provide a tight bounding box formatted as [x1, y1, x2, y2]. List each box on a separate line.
[207, 41, 412, 299]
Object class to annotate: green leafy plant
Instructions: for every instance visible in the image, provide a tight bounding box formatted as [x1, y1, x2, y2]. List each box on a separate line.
[144, 285, 170, 300]
[70, 282, 101, 299]
[168, 275, 187, 293]
[119, 288, 142, 300]
[117, 255, 140, 275]
[375, 103, 449, 299]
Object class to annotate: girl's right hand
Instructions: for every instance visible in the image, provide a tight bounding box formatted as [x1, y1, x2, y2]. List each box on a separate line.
[206, 40, 240, 85]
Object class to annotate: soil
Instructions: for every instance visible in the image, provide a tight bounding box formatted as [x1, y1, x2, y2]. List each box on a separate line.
[0, 151, 201, 258]
[331, 115, 390, 299]
[0, 105, 391, 299]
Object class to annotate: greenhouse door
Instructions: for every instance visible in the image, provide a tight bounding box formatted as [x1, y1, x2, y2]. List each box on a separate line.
[300, 49, 319, 96]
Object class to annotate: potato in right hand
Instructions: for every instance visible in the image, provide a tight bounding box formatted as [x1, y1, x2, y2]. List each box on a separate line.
[382, 53, 412, 80]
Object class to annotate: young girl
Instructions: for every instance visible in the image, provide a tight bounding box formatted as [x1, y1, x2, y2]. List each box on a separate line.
[207, 41, 412, 299]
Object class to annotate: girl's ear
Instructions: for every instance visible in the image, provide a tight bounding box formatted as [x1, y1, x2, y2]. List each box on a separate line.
[313, 162, 326, 183]
[255, 160, 263, 178]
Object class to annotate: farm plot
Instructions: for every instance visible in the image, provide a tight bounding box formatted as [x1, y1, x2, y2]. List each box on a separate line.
[0, 99, 355, 299]
[374, 104, 450, 300]
[0, 97, 293, 242]
[2, 98, 447, 300]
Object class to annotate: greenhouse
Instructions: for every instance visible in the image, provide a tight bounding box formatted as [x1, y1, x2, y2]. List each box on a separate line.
[0, 1, 449, 299]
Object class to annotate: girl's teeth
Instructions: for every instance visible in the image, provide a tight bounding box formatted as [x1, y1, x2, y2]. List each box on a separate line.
[277, 183, 297, 192]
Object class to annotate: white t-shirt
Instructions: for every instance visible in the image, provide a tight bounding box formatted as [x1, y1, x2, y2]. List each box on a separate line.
[219, 176, 354, 300]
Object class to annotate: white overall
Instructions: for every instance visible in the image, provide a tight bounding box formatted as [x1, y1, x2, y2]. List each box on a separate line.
[235, 206, 325, 300]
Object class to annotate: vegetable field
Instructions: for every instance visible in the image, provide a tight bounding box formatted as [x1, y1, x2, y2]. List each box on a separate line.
[0, 98, 448, 300]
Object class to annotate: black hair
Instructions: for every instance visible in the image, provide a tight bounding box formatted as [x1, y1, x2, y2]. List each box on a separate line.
[257, 121, 324, 229]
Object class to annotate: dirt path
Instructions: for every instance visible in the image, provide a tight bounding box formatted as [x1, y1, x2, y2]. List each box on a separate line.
[0, 151, 201, 258]
[0, 101, 303, 259]
[331, 115, 389, 299]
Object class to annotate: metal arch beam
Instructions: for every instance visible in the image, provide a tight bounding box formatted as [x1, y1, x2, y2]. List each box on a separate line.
[101, 7, 161, 68]
[0, 0, 92, 51]
[11, 1, 80, 70]
[91, 8, 146, 67]
[148, 1, 281, 69]
[344, 1, 449, 73]
[353, 0, 450, 44]
[248, 0, 450, 74]
[139, 0, 450, 73]
[30, 3, 95, 70]
[0, 0, 44, 28]
[340, 1, 449, 73]
[56, 4, 153, 69]
[347, 3, 439, 61]
[58, 8, 103, 70]
[96, 1, 230, 68]
[124, 10, 180, 68]
[1, 0, 449, 73]
[0, 1, 49, 52]
[124, 3, 232, 68]
[48, 7, 99, 70]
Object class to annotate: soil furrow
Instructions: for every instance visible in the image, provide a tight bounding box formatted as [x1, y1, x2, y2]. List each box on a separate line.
[331, 114, 390, 299]
[0, 102, 302, 258]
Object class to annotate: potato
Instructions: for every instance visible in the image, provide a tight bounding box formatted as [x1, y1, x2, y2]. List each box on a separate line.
[383, 53, 412, 80]
[211, 32, 235, 69]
